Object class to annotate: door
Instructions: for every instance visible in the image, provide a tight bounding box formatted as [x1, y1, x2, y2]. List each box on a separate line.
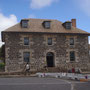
[46, 52, 54, 67]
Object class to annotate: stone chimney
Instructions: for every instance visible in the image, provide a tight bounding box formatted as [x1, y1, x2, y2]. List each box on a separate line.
[71, 19, 76, 27]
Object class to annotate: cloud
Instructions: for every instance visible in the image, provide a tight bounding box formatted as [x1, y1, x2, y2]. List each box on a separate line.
[0, 13, 18, 46]
[89, 37, 90, 44]
[28, 14, 36, 18]
[0, 13, 18, 31]
[30, 0, 58, 9]
[74, 0, 90, 16]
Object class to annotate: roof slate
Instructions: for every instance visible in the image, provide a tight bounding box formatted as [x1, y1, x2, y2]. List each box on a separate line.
[2, 18, 90, 35]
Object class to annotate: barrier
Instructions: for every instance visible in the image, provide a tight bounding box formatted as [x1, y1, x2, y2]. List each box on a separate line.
[36, 72, 90, 81]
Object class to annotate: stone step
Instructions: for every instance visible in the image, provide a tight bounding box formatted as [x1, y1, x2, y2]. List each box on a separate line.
[40, 67, 67, 72]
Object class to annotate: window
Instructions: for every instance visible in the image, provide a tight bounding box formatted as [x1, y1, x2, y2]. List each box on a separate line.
[66, 23, 71, 29]
[48, 38, 52, 45]
[63, 22, 72, 29]
[43, 21, 51, 29]
[22, 20, 28, 28]
[24, 37, 29, 45]
[23, 52, 30, 62]
[70, 38, 74, 45]
[70, 51, 75, 61]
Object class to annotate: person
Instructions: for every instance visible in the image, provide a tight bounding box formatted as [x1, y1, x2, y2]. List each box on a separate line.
[25, 63, 30, 75]
[72, 68, 75, 73]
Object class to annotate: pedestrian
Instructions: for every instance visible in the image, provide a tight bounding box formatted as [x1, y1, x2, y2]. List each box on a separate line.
[72, 68, 75, 73]
[85, 76, 88, 79]
[25, 63, 30, 75]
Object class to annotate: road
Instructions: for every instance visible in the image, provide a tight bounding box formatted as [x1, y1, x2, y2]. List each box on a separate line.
[0, 77, 89, 90]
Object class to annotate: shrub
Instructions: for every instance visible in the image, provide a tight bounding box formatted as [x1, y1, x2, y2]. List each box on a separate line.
[0, 63, 5, 69]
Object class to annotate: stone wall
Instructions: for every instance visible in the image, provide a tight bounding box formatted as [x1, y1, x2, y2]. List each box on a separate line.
[4, 32, 90, 72]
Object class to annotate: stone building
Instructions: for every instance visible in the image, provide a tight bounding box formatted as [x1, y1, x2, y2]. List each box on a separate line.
[1, 18, 90, 72]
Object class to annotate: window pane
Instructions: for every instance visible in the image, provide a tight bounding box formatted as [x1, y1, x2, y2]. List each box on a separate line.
[22, 21, 28, 28]
[70, 38, 74, 45]
[24, 37, 29, 45]
[24, 52, 30, 62]
[48, 38, 52, 45]
[66, 23, 71, 29]
[70, 51, 75, 61]
[45, 22, 50, 28]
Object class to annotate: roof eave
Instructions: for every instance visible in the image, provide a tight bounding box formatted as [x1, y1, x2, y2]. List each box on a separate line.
[2, 31, 90, 36]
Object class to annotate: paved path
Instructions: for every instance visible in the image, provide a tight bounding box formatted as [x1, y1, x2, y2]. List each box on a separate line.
[0, 77, 89, 90]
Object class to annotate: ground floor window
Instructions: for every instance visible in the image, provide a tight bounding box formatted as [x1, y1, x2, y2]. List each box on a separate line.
[23, 52, 30, 62]
[70, 51, 75, 61]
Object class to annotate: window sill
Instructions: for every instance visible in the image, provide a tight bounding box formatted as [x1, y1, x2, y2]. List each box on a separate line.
[23, 44, 30, 46]
[66, 61, 76, 63]
[47, 44, 53, 46]
[70, 61, 76, 63]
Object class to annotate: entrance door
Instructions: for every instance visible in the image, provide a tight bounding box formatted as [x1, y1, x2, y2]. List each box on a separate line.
[46, 52, 54, 67]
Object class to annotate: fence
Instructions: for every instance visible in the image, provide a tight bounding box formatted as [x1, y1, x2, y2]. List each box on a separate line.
[36, 72, 90, 81]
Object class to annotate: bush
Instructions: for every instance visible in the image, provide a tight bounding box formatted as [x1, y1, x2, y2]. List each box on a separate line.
[0, 63, 5, 69]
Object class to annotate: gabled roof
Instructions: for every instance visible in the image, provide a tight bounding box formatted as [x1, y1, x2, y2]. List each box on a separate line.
[2, 18, 90, 35]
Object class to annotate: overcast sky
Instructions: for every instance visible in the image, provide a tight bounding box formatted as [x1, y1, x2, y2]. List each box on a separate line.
[0, 0, 90, 46]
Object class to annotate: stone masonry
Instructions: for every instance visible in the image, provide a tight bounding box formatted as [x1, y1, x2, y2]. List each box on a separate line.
[4, 32, 90, 72]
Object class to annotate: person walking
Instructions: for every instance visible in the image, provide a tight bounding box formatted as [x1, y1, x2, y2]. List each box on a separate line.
[25, 63, 30, 75]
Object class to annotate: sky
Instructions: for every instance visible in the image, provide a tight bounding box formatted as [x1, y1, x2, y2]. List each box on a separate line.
[0, 0, 90, 46]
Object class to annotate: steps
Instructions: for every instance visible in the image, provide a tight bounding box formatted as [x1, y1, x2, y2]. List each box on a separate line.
[46, 67, 60, 72]
[40, 67, 67, 73]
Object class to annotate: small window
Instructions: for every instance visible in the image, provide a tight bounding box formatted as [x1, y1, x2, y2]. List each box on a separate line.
[70, 51, 75, 61]
[24, 37, 29, 45]
[66, 23, 71, 29]
[43, 21, 51, 29]
[22, 21, 28, 28]
[23, 52, 30, 62]
[48, 38, 52, 45]
[70, 38, 74, 45]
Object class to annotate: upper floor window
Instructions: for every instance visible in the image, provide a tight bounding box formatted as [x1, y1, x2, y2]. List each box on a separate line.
[24, 37, 29, 45]
[70, 51, 75, 61]
[62, 22, 72, 29]
[23, 52, 30, 62]
[21, 20, 29, 28]
[66, 22, 72, 29]
[43, 21, 51, 29]
[48, 38, 52, 45]
[70, 38, 74, 45]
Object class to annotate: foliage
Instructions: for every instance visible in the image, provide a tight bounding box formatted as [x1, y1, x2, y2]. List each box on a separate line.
[0, 44, 5, 62]
[0, 63, 5, 69]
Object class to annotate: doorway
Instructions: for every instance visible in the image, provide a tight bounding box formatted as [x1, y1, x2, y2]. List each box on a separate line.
[46, 52, 54, 67]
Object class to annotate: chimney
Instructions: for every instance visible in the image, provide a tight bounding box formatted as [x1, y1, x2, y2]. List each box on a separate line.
[71, 19, 76, 27]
